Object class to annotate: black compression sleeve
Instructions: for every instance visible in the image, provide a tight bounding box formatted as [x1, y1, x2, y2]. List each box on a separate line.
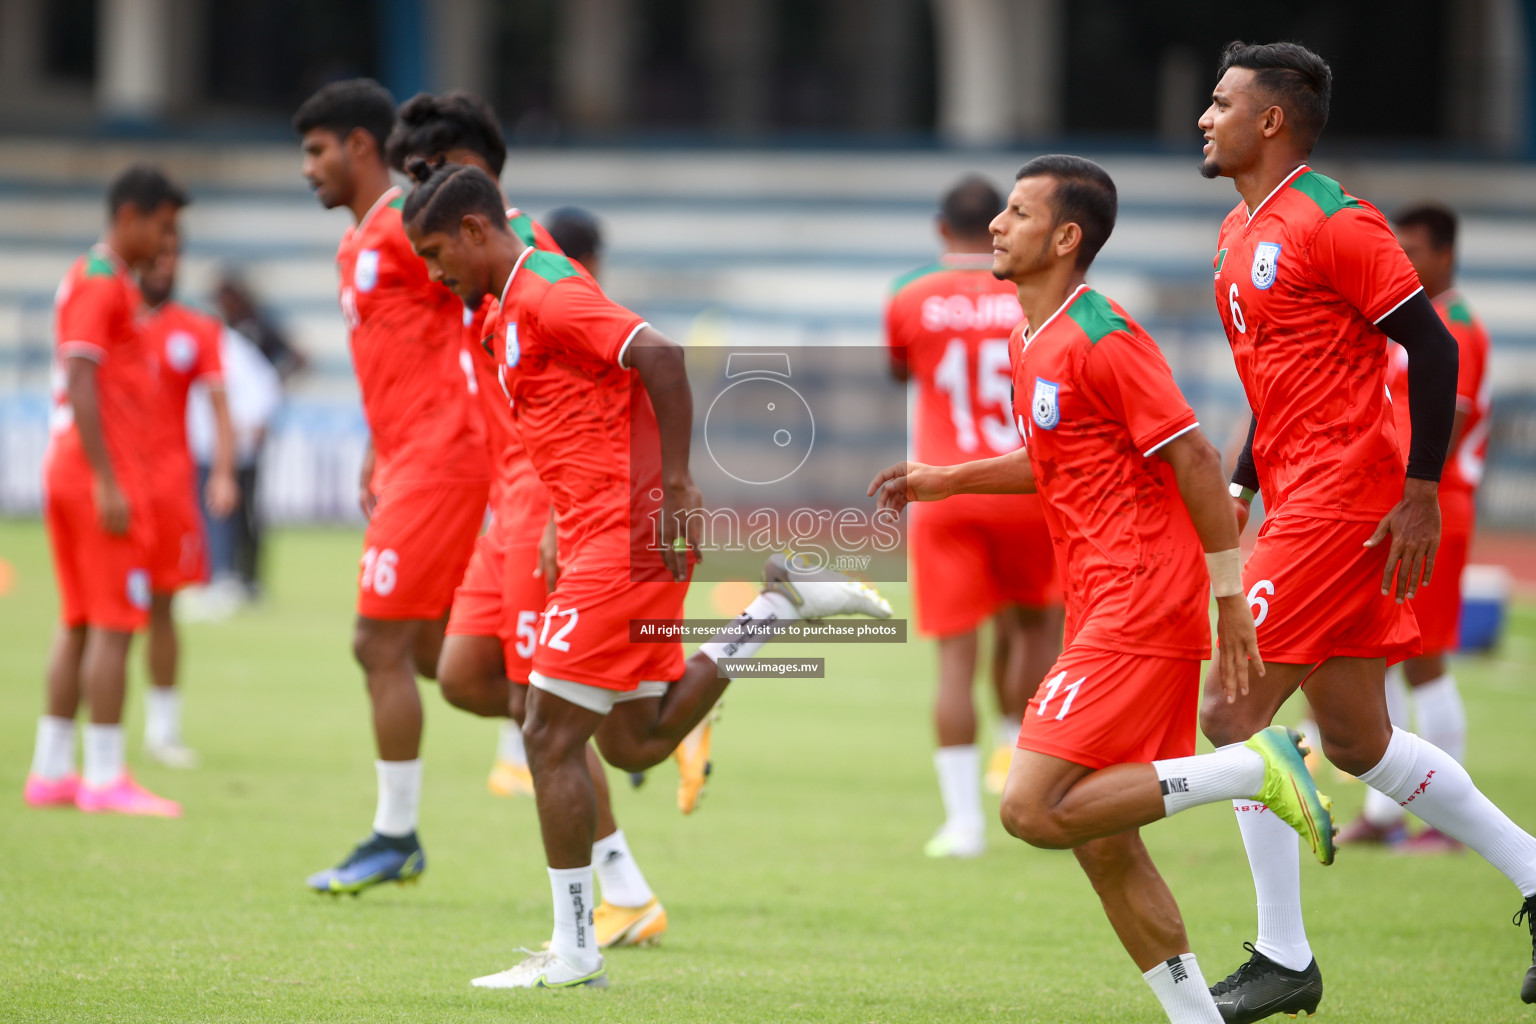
[1378, 290, 1458, 482]
[1231, 414, 1259, 495]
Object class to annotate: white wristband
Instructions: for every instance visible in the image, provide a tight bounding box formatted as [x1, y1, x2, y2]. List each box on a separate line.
[1205, 548, 1244, 599]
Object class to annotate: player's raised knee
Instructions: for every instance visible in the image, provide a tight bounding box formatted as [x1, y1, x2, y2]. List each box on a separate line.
[998, 787, 1073, 850]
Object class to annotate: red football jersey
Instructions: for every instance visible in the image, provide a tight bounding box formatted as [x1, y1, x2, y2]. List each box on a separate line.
[486, 246, 664, 573]
[886, 253, 1043, 527]
[47, 245, 155, 497]
[1385, 288, 1491, 535]
[466, 209, 560, 543]
[142, 301, 223, 491]
[336, 186, 488, 488]
[1010, 285, 1209, 659]
[1214, 165, 1423, 521]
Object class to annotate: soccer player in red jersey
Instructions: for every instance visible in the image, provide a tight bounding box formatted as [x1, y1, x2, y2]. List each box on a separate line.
[1344, 203, 1493, 854]
[886, 174, 1062, 858]
[24, 165, 186, 817]
[870, 155, 1333, 1024]
[137, 240, 241, 769]
[402, 163, 890, 989]
[1197, 41, 1536, 1015]
[386, 93, 670, 950]
[294, 80, 492, 894]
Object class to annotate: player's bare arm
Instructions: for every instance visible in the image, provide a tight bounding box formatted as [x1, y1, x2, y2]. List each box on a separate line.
[1364, 291, 1461, 602]
[205, 386, 241, 518]
[1229, 413, 1258, 535]
[357, 439, 377, 520]
[624, 326, 701, 580]
[1157, 430, 1263, 701]
[866, 447, 1036, 516]
[64, 355, 129, 536]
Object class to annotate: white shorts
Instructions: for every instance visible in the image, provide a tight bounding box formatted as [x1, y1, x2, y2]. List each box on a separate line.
[528, 672, 669, 716]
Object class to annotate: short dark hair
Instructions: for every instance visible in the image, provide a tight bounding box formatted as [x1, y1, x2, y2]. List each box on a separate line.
[293, 78, 396, 155]
[939, 175, 1003, 239]
[1394, 203, 1457, 252]
[107, 163, 188, 217]
[401, 161, 508, 236]
[1015, 155, 1117, 269]
[1216, 41, 1332, 152]
[545, 206, 602, 263]
[385, 91, 507, 177]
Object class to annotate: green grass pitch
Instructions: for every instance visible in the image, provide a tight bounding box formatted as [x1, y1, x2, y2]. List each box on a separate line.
[2, 518, 1534, 1022]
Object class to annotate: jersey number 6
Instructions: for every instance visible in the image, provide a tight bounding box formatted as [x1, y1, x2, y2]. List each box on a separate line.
[1228, 282, 1247, 335]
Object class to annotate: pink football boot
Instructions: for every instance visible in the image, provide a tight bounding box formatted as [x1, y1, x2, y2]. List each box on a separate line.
[24, 773, 80, 808]
[75, 773, 182, 817]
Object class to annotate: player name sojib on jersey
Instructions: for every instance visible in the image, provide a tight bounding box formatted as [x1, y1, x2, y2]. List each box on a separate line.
[920, 292, 1024, 333]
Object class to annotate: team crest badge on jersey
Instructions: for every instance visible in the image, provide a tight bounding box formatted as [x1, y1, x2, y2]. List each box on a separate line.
[165, 330, 197, 372]
[354, 249, 380, 293]
[1250, 242, 1281, 290]
[1031, 377, 1060, 430]
[504, 323, 520, 368]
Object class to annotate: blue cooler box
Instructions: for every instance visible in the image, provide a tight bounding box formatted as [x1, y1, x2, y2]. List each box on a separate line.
[1459, 564, 1511, 653]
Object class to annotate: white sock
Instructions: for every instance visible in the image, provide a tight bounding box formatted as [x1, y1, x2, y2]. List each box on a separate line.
[1152, 743, 1266, 816]
[1362, 779, 1407, 828]
[994, 715, 1022, 751]
[1360, 668, 1413, 827]
[30, 716, 76, 780]
[1233, 798, 1312, 971]
[592, 829, 654, 908]
[548, 865, 600, 970]
[144, 686, 182, 747]
[82, 723, 125, 788]
[496, 719, 526, 766]
[372, 759, 422, 837]
[1357, 726, 1536, 894]
[1143, 953, 1223, 1024]
[698, 590, 800, 664]
[1412, 674, 1467, 763]
[933, 745, 984, 836]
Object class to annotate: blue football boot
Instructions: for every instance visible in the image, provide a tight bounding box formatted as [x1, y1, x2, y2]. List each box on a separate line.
[307, 832, 425, 895]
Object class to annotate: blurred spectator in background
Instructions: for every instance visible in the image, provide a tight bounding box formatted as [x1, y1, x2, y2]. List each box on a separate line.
[215, 272, 308, 381]
[184, 318, 283, 617]
[545, 206, 604, 279]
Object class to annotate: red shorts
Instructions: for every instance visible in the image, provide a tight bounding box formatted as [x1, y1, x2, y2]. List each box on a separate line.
[529, 560, 690, 691]
[1408, 528, 1469, 656]
[1016, 645, 1201, 769]
[1243, 513, 1421, 666]
[910, 498, 1058, 637]
[501, 543, 547, 683]
[443, 532, 548, 684]
[357, 480, 488, 620]
[44, 469, 153, 633]
[148, 485, 207, 593]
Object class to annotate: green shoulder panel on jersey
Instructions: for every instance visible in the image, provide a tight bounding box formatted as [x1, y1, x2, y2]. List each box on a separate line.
[1289, 171, 1361, 218]
[509, 213, 539, 248]
[523, 249, 580, 284]
[388, 194, 406, 211]
[1065, 289, 1129, 345]
[889, 263, 944, 294]
[1445, 298, 1475, 326]
[83, 252, 117, 278]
